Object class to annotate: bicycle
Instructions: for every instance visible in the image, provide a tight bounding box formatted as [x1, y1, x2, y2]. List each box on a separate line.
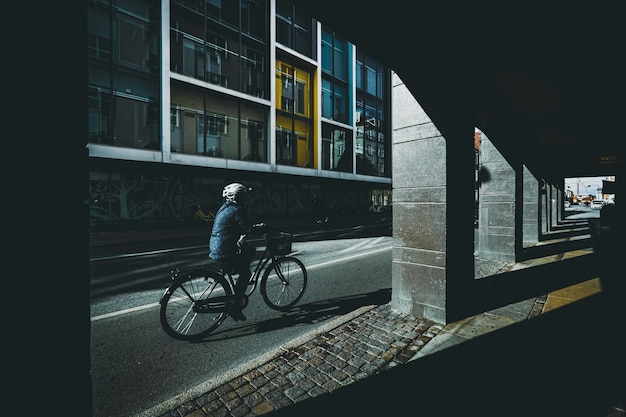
[159, 228, 307, 341]
[192, 205, 216, 222]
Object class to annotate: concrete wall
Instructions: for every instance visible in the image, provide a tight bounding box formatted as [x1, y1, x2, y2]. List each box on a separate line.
[541, 180, 549, 235]
[476, 133, 516, 261]
[390, 72, 476, 324]
[390, 73, 448, 323]
[522, 165, 540, 247]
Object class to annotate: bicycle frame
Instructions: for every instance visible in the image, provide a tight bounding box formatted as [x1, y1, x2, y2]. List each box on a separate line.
[224, 244, 280, 297]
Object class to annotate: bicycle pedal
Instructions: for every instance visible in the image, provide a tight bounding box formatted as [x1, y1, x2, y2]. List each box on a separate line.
[230, 309, 247, 322]
[237, 295, 249, 309]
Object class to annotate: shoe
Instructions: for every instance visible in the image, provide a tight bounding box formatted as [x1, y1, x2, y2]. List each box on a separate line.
[230, 307, 247, 322]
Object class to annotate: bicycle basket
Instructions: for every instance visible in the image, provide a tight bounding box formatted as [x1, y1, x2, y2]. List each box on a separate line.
[266, 232, 292, 255]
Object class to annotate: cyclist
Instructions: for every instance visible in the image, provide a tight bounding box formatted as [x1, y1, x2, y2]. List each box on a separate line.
[209, 182, 264, 322]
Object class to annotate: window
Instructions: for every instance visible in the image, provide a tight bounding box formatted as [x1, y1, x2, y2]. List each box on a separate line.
[206, 112, 228, 136]
[321, 29, 332, 73]
[170, 108, 179, 128]
[171, 0, 267, 96]
[275, 0, 315, 58]
[113, 93, 158, 149]
[243, 47, 265, 97]
[276, 127, 295, 165]
[183, 39, 204, 79]
[88, 87, 112, 143]
[275, 60, 312, 168]
[333, 37, 347, 81]
[118, 14, 152, 70]
[88, 0, 160, 149]
[170, 80, 268, 161]
[88, 10, 112, 61]
[355, 50, 389, 177]
[295, 80, 305, 114]
[320, 27, 349, 124]
[282, 130, 293, 147]
[321, 78, 332, 118]
[241, 119, 265, 161]
[322, 124, 352, 172]
[241, 0, 266, 40]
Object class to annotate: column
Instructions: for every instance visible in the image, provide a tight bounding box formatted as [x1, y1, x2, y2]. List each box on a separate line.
[390, 73, 474, 324]
[522, 165, 539, 247]
[476, 133, 516, 261]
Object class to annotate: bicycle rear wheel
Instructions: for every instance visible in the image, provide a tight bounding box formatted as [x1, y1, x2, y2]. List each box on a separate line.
[260, 256, 307, 311]
[159, 271, 232, 341]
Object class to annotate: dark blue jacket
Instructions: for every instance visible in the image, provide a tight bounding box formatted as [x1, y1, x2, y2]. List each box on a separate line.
[208, 201, 252, 260]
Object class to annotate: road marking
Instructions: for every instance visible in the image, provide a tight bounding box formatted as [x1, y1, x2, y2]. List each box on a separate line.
[90, 245, 392, 322]
[338, 236, 385, 254]
[306, 245, 390, 270]
[92, 303, 159, 321]
[91, 247, 202, 262]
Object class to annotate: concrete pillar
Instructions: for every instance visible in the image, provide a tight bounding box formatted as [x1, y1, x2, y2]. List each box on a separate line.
[540, 180, 549, 235]
[390, 73, 474, 324]
[550, 183, 559, 230]
[475, 133, 516, 261]
[522, 165, 540, 248]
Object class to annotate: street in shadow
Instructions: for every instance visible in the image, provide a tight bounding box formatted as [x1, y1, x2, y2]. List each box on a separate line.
[195, 288, 392, 342]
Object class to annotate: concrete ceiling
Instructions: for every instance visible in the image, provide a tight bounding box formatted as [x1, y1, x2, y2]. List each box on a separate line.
[290, 0, 623, 182]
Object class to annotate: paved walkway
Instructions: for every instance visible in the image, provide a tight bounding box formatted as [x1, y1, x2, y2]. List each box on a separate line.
[157, 303, 443, 417]
[132, 253, 625, 417]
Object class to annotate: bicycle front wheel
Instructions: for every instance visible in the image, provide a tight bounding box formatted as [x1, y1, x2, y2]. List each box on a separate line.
[261, 256, 307, 311]
[159, 272, 232, 341]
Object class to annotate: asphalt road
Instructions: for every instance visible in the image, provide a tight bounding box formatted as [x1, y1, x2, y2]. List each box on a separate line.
[90, 235, 393, 417]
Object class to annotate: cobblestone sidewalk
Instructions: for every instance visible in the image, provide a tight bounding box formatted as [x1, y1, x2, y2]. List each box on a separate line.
[157, 303, 443, 417]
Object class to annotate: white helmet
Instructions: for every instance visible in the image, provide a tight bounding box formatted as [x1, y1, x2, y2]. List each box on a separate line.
[222, 182, 248, 202]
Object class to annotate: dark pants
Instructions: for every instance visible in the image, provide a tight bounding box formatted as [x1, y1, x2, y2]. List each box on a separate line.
[210, 243, 256, 299]
[227, 243, 256, 297]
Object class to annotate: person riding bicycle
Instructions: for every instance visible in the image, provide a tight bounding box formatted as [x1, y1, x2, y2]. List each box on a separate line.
[208, 182, 264, 322]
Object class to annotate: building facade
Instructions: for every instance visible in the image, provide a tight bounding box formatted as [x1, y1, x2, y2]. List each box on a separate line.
[87, 0, 392, 230]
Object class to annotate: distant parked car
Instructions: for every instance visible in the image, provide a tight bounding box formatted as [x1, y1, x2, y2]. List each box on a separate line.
[580, 196, 595, 206]
[564, 200, 570, 208]
[590, 200, 604, 209]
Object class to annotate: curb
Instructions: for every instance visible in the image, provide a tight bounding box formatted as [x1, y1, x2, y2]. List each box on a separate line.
[131, 305, 376, 417]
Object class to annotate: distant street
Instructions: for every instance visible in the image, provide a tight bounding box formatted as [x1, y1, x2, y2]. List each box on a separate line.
[564, 205, 601, 219]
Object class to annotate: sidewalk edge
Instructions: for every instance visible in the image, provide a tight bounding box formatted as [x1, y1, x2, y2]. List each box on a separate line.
[130, 304, 376, 417]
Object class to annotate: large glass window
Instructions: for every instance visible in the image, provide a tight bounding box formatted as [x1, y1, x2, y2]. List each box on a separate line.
[242, 46, 265, 97]
[275, 0, 315, 59]
[206, 0, 239, 28]
[241, 0, 266, 40]
[170, 81, 268, 161]
[321, 79, 347, 123]
[87, 0, 160, 149]
[170, 0, 268, 98]
[240, 102, 267, 162]
[322, 124, 352, 172]
[275, 60, 313, 168]
[355, 50, 389, 177]
[321, 27, 349, 125]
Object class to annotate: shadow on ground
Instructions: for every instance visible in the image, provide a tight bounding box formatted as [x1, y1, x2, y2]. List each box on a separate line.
[270, 290, 626, 417]
[196, 288, 392, 343]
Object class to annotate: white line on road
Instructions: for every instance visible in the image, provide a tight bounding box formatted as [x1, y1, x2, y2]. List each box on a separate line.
[91, 303, 160, 322]
[338, 236, 385, 254]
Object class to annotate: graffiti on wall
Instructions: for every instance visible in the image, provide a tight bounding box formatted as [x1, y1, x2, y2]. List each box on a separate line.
[89, 170, 376, 230]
